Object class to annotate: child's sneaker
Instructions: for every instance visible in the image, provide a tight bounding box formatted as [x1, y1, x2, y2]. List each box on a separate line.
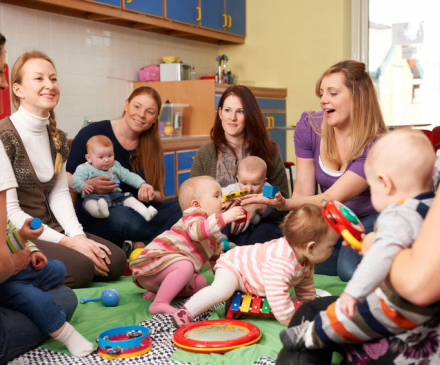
[172, 307, 194, 327]
[279, 319, 310, 350]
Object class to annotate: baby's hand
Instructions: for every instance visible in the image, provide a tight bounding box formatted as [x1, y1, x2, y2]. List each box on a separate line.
[339, 293, 358, 319]
[138, 183, 155, 202]
[31, 251, 47, 270]
[222, 206, 247, 224]
[361, 232, 375, 256]
[18, 218, 44, 242]
[82, 184, 94, 195]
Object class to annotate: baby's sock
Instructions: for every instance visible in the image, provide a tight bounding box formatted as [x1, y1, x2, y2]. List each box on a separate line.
[97, 198, 110, 218]
[54, 322, 94, 357]
[146, 206, 158, 221]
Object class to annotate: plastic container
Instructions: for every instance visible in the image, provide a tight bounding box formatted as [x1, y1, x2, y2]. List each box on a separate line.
[158, 102, 189, 138]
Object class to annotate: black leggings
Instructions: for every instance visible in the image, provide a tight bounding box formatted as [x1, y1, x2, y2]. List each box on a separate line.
[277, 296, 338, 365]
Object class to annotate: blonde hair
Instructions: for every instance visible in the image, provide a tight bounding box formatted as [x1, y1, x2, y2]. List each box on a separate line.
[314, 60, 387, 164]
[125, 87, 164, 197]
[367, 129, 436, 189]
[178, 176, 217, 211]
[237, 156, 267, 177]
[11, 50, 63, 174]
[281, 204, 330, 249]
[86, 135, 113, 153]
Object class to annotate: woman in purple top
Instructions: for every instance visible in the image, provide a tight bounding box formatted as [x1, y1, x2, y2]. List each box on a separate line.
[244, 60, 387, 281]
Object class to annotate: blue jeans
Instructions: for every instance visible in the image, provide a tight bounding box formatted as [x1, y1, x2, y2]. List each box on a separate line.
[0, 283, 77, 365]
[223, 220, 282, 246]
[314, 212, 379, 282]
[0, 259, 66, 335]
[77, 198, 182, 246]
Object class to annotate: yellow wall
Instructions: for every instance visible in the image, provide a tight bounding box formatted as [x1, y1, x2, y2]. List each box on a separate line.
[220, 0, 352, 161]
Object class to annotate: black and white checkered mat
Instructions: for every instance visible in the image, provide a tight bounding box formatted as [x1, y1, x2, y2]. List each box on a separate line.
[8, 302, 276, 365]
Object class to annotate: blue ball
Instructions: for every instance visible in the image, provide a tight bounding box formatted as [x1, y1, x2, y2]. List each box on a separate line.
[101, 289, 120, 307]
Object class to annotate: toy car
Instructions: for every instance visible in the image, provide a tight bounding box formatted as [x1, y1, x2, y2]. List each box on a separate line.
[222, 189, 251, 202]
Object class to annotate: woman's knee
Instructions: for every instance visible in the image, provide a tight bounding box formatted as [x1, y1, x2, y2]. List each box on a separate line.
[337, 246, 362, 282]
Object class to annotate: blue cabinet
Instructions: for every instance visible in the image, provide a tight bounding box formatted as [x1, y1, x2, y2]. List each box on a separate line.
[88, 0, 121, 6]
[263, 112, 286, 161]
[164, 152, 176, 198]
[164, 149, 197, 198]
[225, 0, 245, 36]
[166, 0, 199, 25]
[124, 0, 163, 17]
[200, 0, 224, 32]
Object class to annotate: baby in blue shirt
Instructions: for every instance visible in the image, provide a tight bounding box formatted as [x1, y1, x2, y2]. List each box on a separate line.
[72, 135, 157, 221]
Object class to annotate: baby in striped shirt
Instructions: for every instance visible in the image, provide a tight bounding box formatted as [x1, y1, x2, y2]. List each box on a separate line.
[172, 204, 337, 326]
[131, 176, 246, 315]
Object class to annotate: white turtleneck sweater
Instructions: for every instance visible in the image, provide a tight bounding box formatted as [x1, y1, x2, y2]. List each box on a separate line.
[7, 106, 85, 243]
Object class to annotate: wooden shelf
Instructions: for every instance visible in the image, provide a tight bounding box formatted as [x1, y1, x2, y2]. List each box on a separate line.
[3, 0, 245, 45]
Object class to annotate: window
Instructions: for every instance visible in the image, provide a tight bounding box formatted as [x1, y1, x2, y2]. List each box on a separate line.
[352, 0, 440, 127]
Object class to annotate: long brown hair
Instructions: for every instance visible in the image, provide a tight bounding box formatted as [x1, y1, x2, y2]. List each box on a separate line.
[126, 87, 165, 197]
[11, 50, 63, 175]
[315, 60, 387, 163]
[211, 85, 276, 176]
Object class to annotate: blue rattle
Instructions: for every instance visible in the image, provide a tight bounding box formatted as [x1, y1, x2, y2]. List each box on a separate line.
[80, 288, 120, 307]
[30, 217, 42, 230]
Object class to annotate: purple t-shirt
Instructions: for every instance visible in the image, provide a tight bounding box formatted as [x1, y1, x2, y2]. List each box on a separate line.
[294, 111, 376, 218]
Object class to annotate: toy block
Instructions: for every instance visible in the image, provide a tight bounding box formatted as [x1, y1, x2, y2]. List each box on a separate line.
[262, 186, 280, 199]
[240, 294, 252, 312]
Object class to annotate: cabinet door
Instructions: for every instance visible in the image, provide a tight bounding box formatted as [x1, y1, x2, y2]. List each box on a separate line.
[200, 0, 224, 32]
[164, 152, 176, 198]
[124, 0, 163, 16]
[166, 0, 200, 26]
[225, 0, 245, 36]
[87, 0, 121, 6]
[266, 113, 286, 161]
[177, 171, 191, 193]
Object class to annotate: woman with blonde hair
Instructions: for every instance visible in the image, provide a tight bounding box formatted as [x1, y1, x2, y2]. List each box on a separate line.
[244, 60, 387, 281]
[0, 50, 126, 289]
[66, 86, 182, 250]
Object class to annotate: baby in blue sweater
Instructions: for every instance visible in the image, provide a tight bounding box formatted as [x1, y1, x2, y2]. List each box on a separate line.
[72, 135, 157, 221]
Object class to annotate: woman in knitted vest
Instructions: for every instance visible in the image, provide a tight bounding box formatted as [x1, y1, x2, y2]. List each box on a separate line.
[0, 50, 126, 289]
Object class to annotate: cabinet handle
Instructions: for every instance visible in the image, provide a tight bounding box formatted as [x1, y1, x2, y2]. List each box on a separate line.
[228, 15, 232, 29]
[270, 116, 275, 129]
[126, 0, 132, 3]
[222, 14, 228, 28]
[196, 6, 201, 21]
[265, 116, 270, 129]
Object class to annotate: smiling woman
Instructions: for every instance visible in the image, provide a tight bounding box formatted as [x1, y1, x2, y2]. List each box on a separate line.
[243, 60, 387, 281]
[0, 50, 127, 289]
[66, 86, 182, 249]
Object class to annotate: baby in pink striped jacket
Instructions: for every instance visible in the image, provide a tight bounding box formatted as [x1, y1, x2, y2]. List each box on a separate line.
[131, 176, 246, 315]
[173, 204, 337, 326]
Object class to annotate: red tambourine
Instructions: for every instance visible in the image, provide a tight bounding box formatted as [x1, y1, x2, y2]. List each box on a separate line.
[321, 199, 364, 250]
[173, 319, 262, 353]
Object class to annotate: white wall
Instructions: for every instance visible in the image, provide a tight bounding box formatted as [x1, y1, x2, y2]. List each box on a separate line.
[0, 3, 220, 137]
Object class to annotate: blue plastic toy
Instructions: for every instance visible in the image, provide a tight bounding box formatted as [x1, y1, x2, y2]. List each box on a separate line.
[262, 186, 280, 199]
[80, 288, 120, 307]
[30, 218, 42, 230]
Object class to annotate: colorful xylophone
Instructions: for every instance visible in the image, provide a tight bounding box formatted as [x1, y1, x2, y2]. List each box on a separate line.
[226, 291, 275, 319]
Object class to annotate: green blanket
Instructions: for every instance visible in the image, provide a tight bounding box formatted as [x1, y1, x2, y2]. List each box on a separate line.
[39, 272, 346, 364]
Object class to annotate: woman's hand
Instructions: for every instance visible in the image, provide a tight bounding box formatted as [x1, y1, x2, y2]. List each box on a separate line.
[11, 248, 31, 274]
[59, 235, 112, 276]
[241, 192, 288, 211]
[85, 176, 118, 194]
[138, 183, 155, 203]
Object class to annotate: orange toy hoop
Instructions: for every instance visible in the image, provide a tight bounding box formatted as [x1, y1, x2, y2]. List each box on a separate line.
[173, 319, 261, 353]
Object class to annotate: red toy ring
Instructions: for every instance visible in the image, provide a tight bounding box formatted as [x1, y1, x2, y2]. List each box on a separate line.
[173, 319, 261, 353]
[321, 199, 364, 250]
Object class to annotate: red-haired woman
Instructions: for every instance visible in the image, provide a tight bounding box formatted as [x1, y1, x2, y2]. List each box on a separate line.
[191, 85, 289, 245]
[66, 87, 182, 250]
